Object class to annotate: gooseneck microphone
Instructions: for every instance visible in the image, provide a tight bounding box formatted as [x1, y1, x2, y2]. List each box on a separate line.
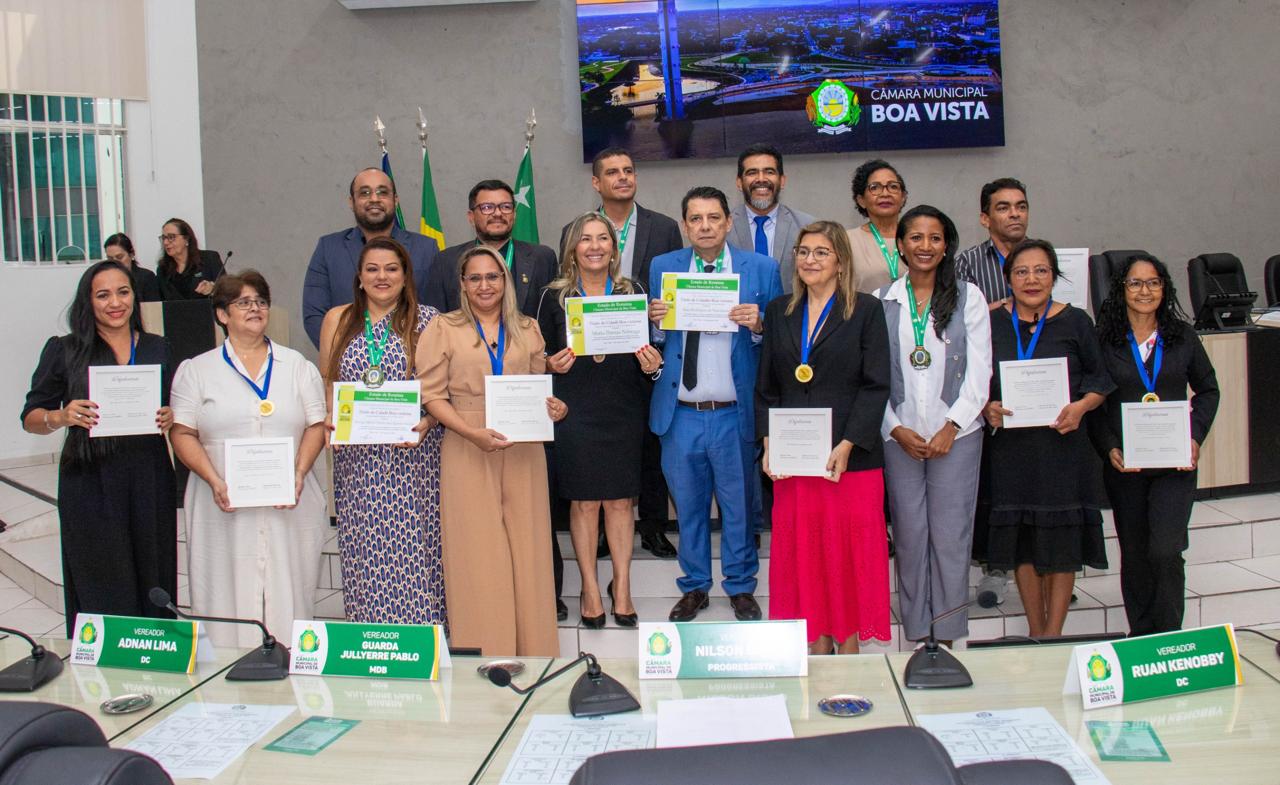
[0, 625, 63, 692]
[149, 587, 289, 681]
[902, 594, 998, 689]
[487, 651, 639, 717]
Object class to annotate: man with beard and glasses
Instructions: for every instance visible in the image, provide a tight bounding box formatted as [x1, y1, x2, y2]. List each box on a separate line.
[422, 179, 557, 318]
[303, 168, 440, 347]
[728, 143, 815, 294]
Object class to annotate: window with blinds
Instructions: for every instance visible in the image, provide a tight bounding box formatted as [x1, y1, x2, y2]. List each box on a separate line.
[0, 93, 126, 264]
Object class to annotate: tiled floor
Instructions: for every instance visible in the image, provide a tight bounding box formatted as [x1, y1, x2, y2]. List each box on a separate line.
[2, 455, 1279, 657]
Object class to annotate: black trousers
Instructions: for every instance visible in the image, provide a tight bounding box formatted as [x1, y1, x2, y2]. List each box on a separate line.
[637, 429, 671, 536]
[57, 440, 177, 636]
[1104, 465, 1196, 636]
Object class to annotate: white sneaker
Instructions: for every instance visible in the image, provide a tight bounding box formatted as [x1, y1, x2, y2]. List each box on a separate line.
[976, 569, 1008, 607]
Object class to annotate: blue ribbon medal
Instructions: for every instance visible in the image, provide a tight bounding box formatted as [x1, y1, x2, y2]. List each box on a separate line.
[477, 321, 505, 376]
[1128, 330, 1163, 402]
[795, 294, 835, 383]
[222, 339, 275, 416]
[1012, 299, 1051, 361]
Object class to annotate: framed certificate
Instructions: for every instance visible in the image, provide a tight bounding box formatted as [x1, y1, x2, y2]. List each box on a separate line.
[330, 381, 421, 445]
[659, 273, 739, 332]
[768, 408, 832, 477]
[88, 364, 162, 437]
[999, 357, 1070, 428]
[565, 294, 649, 356]
[484, 374, 554, 442]
[224, 437, 296, 508]
[1121, 401, 1193, 469]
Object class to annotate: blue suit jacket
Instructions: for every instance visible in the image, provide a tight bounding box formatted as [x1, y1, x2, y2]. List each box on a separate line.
[301, 225, 440, 347]
[648, 245, 782, 441]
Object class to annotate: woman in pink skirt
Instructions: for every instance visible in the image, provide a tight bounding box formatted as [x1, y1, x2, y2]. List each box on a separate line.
[756, 220, 892, 654]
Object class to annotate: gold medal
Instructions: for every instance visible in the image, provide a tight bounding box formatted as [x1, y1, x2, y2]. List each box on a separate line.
[795, 364, 814, 383]
[1141, 392, 1160, 403]
[259, 400, 275, 417]
[909, 346, 932, 370]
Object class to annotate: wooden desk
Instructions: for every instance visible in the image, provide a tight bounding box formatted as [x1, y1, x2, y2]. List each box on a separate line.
[1197, 328, 1280, 492]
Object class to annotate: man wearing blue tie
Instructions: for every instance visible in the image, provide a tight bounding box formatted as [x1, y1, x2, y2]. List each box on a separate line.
[648, 186, 783, 622]
[728, 144, 815, 294]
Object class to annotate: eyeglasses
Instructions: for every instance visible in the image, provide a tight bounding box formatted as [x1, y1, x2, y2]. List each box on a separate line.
[158, 233, 181, 242]
[355, 187, 393, 200]
[472, 202, 515, 215]
[865, 182, 903, 196]
[1011, 266, 1054, 280]
[1124, 278, 1164, 292]
[463, 272, 504, 286]
[229, 297, 270, 311]
[794, 247, 834, 262]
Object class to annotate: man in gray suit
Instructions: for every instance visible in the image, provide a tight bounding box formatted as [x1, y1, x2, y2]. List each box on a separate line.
[728, 143, 815, 294]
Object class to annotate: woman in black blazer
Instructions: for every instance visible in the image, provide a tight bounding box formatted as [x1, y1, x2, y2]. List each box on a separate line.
[756, 219, 891, 654]
[156, 217, 224, 300]
[1090, 254, 1219, 635]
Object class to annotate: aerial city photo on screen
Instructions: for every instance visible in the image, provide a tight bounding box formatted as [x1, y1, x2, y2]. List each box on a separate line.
[576, 1, 1004, 161]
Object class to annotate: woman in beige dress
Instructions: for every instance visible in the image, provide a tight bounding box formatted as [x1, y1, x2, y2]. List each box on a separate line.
[847, 159, 909, 294]
[417, 246, 568, 656]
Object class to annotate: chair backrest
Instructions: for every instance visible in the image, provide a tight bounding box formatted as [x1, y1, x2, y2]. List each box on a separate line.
[1087, 249, 1148, 314]
[0, 702, 106, 773]
[1188, 252, 1252, 326]
[959, 760, 1076, 785]
[0, 703, 172, 785]
[1265, 254, 1280, 307]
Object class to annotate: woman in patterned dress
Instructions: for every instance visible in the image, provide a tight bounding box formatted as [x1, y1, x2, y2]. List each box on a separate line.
[319, 237, 446, 625]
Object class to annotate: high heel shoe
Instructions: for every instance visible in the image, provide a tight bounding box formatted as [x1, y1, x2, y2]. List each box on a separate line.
[606, 581, 638, 627]
[581, 592, 606, 629]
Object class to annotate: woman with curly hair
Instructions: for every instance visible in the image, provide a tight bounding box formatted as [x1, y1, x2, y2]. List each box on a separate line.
[1089, 254, 1219, 634]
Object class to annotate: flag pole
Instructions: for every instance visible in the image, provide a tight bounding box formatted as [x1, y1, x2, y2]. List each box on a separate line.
[375, 115, 388, 155]
[417, 107, 429, 150]
[417, 107, 446, 250]
[524, 107, 537, 149]
[374, 114, 405, 230]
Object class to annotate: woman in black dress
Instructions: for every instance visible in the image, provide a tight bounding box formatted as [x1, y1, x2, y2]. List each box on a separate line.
[104, 233, 161, 302]
[1090, 255, 1218, 635]
[537, 213, 663, 628]
[20, 260, 177, 634]
[156, 217, 224, 300]
[982, 239, 1113, 637]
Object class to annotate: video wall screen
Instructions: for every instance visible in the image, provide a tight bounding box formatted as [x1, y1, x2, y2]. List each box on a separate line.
[577, 1, 1004, 162]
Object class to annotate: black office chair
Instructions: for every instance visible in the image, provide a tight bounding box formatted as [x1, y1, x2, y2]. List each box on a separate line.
[1087, 249, 1149, 314]
[568, 726, 1072, 785]
[0, 703, 171, 785]
[1187, 252, 1256, 329]
[1265, 254, 1280, 307]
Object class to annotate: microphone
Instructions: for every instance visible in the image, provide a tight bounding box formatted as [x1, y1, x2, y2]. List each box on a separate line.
[149, 587, 289, 681]
[487, 651, 639, 717]
[902, 594, 998, 690]
[0, 625, 63, 692]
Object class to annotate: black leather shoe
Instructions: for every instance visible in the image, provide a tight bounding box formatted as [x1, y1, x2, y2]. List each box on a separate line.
[640, 531, 677, 559]
[668, 590, 709, 622]
[613, 611, 638, 628]
[581, 612, 606, 629]
[729, 592, 762, 621]
[556, 599, 568, 622]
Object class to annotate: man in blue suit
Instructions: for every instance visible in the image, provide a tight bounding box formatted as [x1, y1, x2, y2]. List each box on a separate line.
[301, 167, 440, 347]
[648, 186, 782, 622]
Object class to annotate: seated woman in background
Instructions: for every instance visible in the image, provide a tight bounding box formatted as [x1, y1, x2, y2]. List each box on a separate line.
[20, 260, 176, 635]
[169, 271, 328, 647]
[319, 237, 447, 626]
[984, 239, 1113, 638]
[757, 220, 891, 654]
[156, 217, 224, 300]
[104, 233, 161, 302]
[1090, 254, 1218, 635]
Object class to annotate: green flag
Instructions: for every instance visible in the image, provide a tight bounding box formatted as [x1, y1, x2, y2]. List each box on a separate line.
[512, 144, 539, 244]
[419, 147, 445, 251]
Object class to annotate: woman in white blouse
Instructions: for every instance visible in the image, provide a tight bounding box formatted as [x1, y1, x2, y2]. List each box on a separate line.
[170, 270, 328, 647]
[876, 206, 992, 645]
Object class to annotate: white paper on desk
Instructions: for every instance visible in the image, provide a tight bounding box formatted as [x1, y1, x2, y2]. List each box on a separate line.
[498, 713, 656, 785]
[485, 374, 554, 442]
[768, 408, 832, 477]
[917, 707, 1111, 785]
[1053, 248, 1090, 310]
[1122, 401, 1192, 469]
[124, 702, 295, 780]
[88, 364, 161, 437]
[656, 694, 793, 749]
[224, 437, 296, 508]
[999, 357, 1070, 428]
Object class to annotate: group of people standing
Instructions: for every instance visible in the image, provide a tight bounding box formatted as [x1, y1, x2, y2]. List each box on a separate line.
[22, 144, 1218, 657]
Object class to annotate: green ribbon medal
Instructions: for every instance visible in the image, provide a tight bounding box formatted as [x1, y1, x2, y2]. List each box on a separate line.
[362, 311, 390, 388]
[601, 205, 635, 258]
[868, 222, 900, 279]
[903, 277, 932, 370]
[474, 239, 515, 269]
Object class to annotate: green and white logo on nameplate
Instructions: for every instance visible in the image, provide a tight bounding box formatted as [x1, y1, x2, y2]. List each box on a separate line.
[638, 621, 807, 680]
[70, 613, 211, 674]
[1064, 624, 1243, 709]
[288, 620, 452, 680]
